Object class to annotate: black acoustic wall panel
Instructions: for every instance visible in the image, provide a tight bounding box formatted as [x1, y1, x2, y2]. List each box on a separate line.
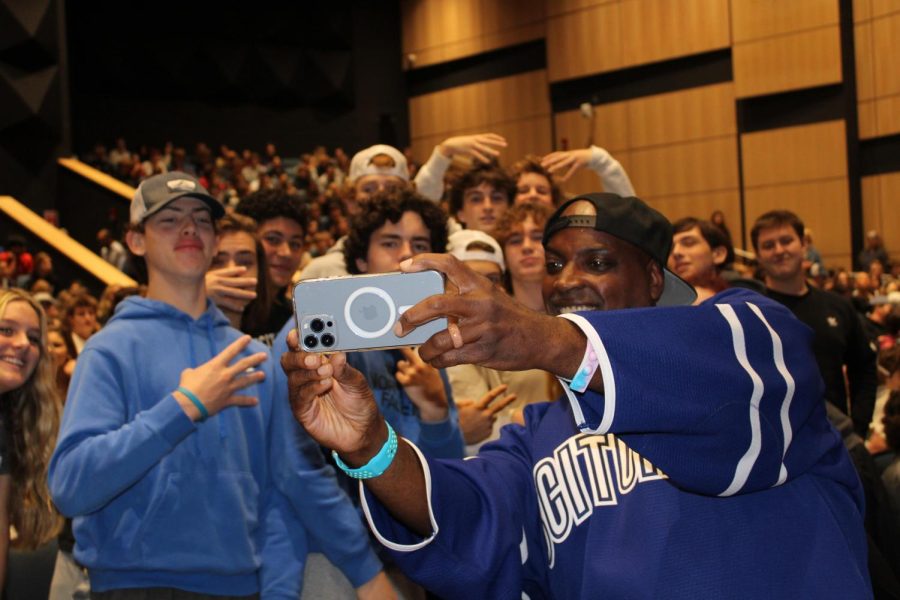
[66, 3, 407, 157]
[0, 0, 68, 211]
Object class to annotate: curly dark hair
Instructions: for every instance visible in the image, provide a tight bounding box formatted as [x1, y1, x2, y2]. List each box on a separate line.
[344, 189, 448, 275]
[448, 162, 516, 216]
[235, 189, 309, 232]
[492, 202, 554, 249]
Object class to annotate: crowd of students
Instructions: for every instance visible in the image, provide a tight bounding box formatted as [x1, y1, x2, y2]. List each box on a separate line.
[1, 134, 898, 598]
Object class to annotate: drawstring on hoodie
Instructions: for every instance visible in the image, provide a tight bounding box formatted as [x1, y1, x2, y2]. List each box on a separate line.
[186, 310, 230, 451]
[205, 317, 228, 441]
[183, 314, 206, 459]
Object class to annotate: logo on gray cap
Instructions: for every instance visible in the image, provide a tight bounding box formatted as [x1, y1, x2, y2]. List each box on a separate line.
[167, 179, 197, 192]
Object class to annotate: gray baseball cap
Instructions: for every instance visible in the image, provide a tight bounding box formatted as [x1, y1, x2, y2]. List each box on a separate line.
[130, 171, 225, 224]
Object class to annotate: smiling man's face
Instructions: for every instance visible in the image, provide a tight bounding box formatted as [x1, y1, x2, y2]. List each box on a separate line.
[541, 201, 662, 315]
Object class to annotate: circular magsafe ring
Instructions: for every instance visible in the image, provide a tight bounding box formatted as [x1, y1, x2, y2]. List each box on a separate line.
[344, 286, 396, 339]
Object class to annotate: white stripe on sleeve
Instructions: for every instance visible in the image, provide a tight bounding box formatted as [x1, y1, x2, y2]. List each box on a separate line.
[716, 303, 764, 497]
[359, 438, 439, 552]
[747, 302, 795, 486]
[557, 313, 615, 434]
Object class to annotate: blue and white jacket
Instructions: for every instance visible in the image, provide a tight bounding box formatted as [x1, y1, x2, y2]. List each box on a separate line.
[362, 289, 871, 599]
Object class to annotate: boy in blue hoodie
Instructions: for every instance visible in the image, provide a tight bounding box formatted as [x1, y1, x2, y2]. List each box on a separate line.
[49, 172, 386, 598]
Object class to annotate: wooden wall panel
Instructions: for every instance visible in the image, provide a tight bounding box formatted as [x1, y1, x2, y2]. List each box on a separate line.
[552, 85, 735, 155]
[732, 0, 841, 98]
[547, 0, 729, 82]
[409, 70, 550, 139]
[854, 21, 876, 101]
[628, 137, 739, 198]
[874, 96, 900, 134]
[741, 121, 847, 187]
[489, 118, 555, 162]
[626, 83, 735, 149]
[744, 180, 852, 267]
[402, 0, 545, 69]
[733, 26, 842, 98]
[546, 0, 617, 17]
[742, 121, 851, 267]
[553, 84, 739, 240]
[546, 2, 622, 81]
[862, 172, 900, 264]
[553, 101, 630, 152]
[409, 69, 551, 167]
[854, 4, 900, 137]
[646, 190, 742, 234]
[408, 119, 552, 169]
[870, 9, 900, 134]
[861, 175, 879, 228]
[872, 0, 900, 17]
[857, 100, 878, 138]
[872, 11, 900, 96]
[731, 0, 839, 42]
[401, 2, 871, 265]
[619, 0, 730, 67]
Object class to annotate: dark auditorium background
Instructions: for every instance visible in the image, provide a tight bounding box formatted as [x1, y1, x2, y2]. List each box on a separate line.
[2, 0, 900, 268]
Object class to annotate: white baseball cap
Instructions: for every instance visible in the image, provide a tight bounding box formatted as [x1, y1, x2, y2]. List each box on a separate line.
[448, 229, 505, 272]
[348, 145, 409, 183]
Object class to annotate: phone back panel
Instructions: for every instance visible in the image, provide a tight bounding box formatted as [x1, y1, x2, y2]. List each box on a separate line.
[292, 270, 448, 352]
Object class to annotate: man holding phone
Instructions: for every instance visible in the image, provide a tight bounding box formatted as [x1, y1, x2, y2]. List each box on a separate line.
[341, 189, 464, 459]
[277, 188, 464, 460]
[49, 172, 387, 598]
[273, 187, 462, 598]
[283, 193, 871, 598]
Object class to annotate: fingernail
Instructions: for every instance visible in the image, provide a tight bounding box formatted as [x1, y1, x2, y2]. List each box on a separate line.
[399, 258, 412, 270]
[304, 355, 318, 367]
[393, 321, 403, 336]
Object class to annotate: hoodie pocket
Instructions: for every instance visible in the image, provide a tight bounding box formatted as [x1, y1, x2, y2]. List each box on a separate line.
[138, 471, 261, 573]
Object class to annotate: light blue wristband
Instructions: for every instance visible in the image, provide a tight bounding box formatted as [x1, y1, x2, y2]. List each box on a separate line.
[177, 386, 209, 422]
[332, 422, 398, 480]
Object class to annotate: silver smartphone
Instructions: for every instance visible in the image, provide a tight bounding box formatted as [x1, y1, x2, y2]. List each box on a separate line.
[292, 270, 448, 352]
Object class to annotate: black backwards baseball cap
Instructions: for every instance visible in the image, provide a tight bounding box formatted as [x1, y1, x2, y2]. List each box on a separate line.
[542, 193, 697, 307]
[130, 171, 225, 224]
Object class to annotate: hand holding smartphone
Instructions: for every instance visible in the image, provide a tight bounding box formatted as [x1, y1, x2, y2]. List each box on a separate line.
[292, 270, 448, 352]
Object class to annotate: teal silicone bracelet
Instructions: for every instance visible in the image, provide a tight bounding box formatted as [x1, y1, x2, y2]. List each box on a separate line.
[177, 386, 209, 422]
[332, 423, 398, 480]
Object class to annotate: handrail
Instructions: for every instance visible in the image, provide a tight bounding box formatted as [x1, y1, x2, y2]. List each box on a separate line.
[57, 157, 134, 201]
[0, 195, 137, 288]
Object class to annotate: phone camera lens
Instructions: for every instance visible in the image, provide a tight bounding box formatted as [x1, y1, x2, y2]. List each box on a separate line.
[310, 318, 324, 333]
[303, 335, 318, 348]
[320, 333, 335, 347]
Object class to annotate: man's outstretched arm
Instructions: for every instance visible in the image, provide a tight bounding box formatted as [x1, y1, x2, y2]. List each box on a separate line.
[282, 332, 433, 535]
